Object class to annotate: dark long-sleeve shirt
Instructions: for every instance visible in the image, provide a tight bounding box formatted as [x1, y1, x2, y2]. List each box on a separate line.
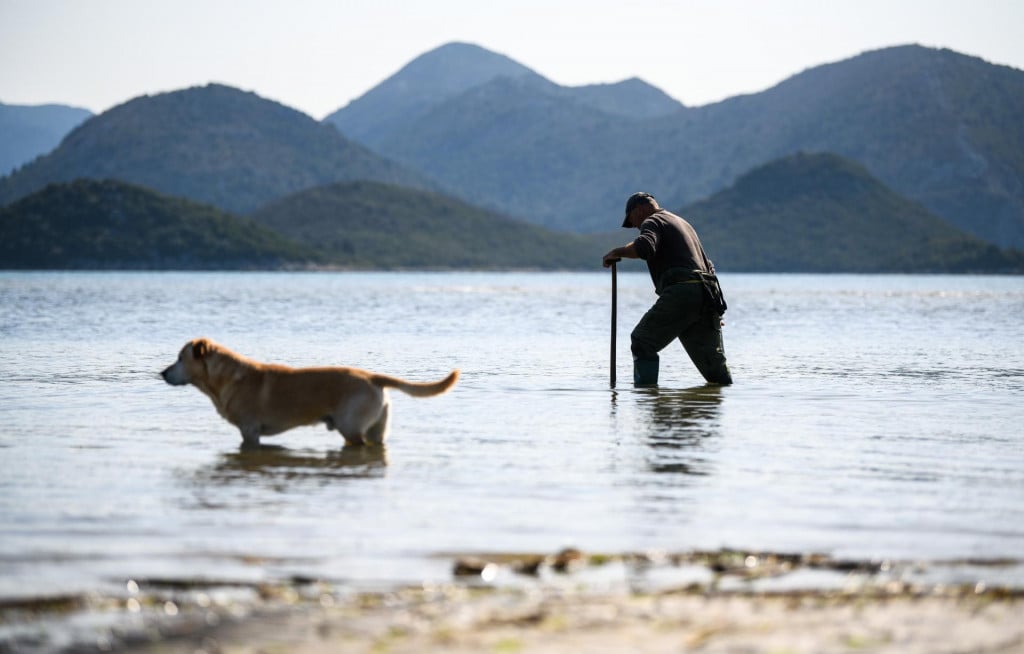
[633, 210, 716, 292]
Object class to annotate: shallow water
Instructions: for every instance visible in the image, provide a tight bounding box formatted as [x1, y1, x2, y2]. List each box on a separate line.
[1, 271, 1023, 606]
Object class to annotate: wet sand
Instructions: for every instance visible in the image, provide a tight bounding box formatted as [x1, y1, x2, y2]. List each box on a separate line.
[121, 550, 1024, 654]
[139, 584, 1022, 654]
[4, 550, 1022, 652]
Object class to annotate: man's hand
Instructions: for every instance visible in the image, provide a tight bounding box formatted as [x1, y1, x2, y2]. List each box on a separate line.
[603, 242, 637, 267]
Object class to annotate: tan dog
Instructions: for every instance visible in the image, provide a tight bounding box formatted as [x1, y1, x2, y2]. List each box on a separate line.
[161, 338, 458, 446]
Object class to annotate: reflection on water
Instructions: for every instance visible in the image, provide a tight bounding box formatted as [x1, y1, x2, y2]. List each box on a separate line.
[193, 444, 388, 490]
[638, 386, 722, 476]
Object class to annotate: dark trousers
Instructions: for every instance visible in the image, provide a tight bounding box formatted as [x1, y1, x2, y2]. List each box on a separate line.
[630, 281, 733, 385]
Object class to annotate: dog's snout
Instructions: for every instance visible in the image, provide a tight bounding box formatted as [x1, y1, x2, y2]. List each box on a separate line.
[161, 362, 187, 385]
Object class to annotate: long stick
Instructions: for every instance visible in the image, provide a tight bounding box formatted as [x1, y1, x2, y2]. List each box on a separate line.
[610, 260, 617, 388]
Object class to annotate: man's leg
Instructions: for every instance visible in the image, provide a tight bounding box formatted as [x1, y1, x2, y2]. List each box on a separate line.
[679, 311, 733, 385]
[631, 285, 702, 386]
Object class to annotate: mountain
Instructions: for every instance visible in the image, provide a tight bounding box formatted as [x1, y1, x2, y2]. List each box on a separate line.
[0, 179, 320, 269]
[655, 45, 1024, 249]
[331, 44, 1024, 248]
[0, 102, 92, 175]
[681, 152, 1023, 273]
[249, 179, 608, 269]
[365, 73, 631, 224]
[563, 78, 683, 119]
[0, 84, 433, 214]
[324, 41, 681, 147]
[324, 42, 538, 145]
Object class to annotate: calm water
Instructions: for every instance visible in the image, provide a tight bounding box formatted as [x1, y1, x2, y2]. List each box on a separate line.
[1, 271, 1023, 607]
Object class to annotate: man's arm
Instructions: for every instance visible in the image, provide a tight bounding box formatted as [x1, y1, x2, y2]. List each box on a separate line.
[602, 242, 639, 268]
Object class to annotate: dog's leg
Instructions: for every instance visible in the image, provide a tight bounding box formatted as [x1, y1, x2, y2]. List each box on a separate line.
[331, 389, 385, 447]
[333, 413, 368, 446]
[364, 400, 391, 445]
[239, 424, 261, 446]
[339, 432, 367, 447]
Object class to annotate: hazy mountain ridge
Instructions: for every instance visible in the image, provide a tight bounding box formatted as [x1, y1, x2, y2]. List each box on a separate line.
[664, 45, 1024, 247]
[324, 42, 540, 146]
[370, 73, 631, 221]
[324, 42, 682, 150]
[564, 77, 684, 119]
[330, 43, 1024, 247]
[0, 84, 434, 214]
[0, 102, 92, 176]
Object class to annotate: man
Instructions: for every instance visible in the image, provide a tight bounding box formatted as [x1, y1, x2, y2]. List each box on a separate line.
[602, 192, 733, 386]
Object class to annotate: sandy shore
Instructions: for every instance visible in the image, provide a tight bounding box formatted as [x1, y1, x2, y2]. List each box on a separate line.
[129, 548, 1024, 654]
[5, 550, 1021, 653]
[139, 584, 1023, 654]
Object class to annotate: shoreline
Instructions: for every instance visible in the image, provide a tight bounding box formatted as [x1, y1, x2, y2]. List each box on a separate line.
[3, 548, 1023, 653]
[140, 585, 1024, 654]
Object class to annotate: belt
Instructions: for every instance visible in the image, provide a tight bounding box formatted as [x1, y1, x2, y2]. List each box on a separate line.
[658, 268, 706, 293]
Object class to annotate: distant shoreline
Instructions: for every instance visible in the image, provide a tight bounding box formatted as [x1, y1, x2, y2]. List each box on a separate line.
[1, 267, 1022, 275]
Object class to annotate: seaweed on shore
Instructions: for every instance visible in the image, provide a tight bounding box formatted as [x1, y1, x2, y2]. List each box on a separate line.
[447, 546, 1024, 598]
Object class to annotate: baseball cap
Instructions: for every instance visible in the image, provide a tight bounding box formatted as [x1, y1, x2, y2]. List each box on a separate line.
[622, 192, 654, 227]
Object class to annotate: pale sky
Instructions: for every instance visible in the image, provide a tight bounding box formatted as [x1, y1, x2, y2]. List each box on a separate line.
[1, 0, 1022, 120]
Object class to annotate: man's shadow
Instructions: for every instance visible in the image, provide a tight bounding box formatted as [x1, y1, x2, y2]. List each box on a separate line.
[635, 385, 724, 477]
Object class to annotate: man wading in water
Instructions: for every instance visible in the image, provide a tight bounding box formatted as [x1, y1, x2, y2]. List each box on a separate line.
[602, 192, 733, 387]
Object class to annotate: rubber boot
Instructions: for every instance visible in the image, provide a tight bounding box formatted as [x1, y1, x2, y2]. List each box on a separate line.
[633, 358, 659, 387]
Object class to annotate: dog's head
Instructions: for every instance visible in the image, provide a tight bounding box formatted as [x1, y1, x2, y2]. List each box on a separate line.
[161, 337, 215, 387]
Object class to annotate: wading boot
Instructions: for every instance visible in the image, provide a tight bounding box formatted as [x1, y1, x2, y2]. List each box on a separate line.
[633, 358, 659, 387]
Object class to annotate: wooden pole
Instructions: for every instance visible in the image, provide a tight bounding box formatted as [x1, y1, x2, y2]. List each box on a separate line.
[610, 260, 617, 388]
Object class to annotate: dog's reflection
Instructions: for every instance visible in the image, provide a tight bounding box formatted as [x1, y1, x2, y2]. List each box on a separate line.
[195, 443, 388, 490]
[636, 385, 723, 477]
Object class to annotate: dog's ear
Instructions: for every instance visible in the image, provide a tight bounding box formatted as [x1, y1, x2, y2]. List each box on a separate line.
[192, 338, 210, 360]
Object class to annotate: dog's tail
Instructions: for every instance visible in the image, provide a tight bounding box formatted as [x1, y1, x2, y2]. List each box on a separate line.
[372, 370, 460, 397]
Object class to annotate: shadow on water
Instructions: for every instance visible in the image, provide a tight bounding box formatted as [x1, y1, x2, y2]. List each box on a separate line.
[635, 385, 724, 477]
[190, 444, 388, 493]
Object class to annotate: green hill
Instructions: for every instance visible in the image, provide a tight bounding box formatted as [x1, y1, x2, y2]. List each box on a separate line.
[4, 159, 1016, 273]
[249, 180, 607, 269]
[0, 179, 320, 269]
[0, 84, 432, 214]
[682, 152, 1024, 273]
